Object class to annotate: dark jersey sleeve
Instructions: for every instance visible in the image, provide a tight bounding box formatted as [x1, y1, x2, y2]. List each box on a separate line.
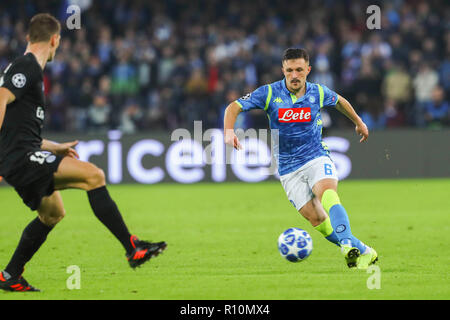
[0, 59, 39, 100]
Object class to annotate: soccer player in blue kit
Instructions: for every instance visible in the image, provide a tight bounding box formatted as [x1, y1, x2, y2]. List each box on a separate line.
[224, 48, 377, 269]
[0, 14, 166, 292]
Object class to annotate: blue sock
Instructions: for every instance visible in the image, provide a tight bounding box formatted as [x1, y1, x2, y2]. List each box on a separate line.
[322, 189, 367, 253]
[350, 236, 367, 253]
[313, 217, 340, 247]
[329, 204, 353, 243]
[325, 231, 340, 247]
[329, 204, 367, 252]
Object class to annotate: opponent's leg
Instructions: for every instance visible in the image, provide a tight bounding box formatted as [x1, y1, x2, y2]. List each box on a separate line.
[299, 197, 340, 246]
[1, 192, 64, 292]
[54, 157, 134, 252]
[53, 157, 166, 268]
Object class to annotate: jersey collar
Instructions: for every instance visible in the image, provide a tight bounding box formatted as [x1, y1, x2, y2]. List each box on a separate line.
[26, 52, 44, 75]
[282, 78, 310, 104]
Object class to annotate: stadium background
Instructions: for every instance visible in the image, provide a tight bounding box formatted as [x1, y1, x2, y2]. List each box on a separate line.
[1, 0, 449, 131]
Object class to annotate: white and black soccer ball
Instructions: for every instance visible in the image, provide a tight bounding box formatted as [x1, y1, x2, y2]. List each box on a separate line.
[278, 228, 313, 262]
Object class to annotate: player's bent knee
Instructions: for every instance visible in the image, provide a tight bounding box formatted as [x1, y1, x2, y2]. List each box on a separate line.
[39, 209, 65, 227]
[86, 166, 106, 190]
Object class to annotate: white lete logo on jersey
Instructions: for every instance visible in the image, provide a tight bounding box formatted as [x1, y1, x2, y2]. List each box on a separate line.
[12, 73, 26, 88]
[36, 106, 44, 120]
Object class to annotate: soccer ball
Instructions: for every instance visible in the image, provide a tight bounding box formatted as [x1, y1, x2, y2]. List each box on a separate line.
[278, 228, 313, 262]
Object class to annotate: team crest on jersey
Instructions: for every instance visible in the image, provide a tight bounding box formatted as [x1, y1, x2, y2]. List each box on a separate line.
[240, 93, 251, 100]
[309, 96, 315, 103]
[12, 73, 26, 88]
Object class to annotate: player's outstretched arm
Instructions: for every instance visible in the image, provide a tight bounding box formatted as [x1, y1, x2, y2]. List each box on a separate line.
[224, 101, 243, 150]
[41, 139, 79, 159]
[0, 88, 16, 131]
[335, 94, 369, 143]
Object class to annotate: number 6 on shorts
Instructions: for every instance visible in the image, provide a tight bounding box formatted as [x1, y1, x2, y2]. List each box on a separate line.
[324, 163, 333, 175]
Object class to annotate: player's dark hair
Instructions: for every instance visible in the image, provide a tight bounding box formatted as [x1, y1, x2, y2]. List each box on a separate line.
[28, 13, 61, 43]
[282, 48, 310, 63]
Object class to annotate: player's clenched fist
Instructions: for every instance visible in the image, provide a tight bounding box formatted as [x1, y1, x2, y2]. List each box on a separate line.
[224, 129, 242, 150]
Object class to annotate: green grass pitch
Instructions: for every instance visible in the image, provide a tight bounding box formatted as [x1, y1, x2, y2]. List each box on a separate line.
[0, 179, 449, 300]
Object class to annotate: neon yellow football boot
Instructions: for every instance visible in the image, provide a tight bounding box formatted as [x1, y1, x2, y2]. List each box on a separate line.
[357, 247, 378, 270]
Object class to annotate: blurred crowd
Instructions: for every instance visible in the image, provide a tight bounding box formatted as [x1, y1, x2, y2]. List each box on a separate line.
[0, 0, 449, 133]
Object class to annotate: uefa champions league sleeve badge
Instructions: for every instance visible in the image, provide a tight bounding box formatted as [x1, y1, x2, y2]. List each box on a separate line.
[12, 73, 26, 88]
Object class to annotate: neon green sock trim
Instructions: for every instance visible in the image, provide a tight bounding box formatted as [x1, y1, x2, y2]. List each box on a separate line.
[321, 189, 341, 213]
[314, 217, 334, 237]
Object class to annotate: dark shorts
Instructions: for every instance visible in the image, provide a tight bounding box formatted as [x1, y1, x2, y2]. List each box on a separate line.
[3, 150, 63, 211]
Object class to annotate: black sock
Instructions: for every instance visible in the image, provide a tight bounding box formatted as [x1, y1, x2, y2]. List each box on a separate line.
[5, 217, 53, 278]
[87, 186, 133, 254]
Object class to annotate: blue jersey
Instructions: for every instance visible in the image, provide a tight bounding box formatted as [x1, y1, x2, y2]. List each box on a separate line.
[235, 79, 339, 176]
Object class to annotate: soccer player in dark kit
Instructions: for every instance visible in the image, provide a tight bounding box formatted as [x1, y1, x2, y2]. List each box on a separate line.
[0, 13, 166, 292]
